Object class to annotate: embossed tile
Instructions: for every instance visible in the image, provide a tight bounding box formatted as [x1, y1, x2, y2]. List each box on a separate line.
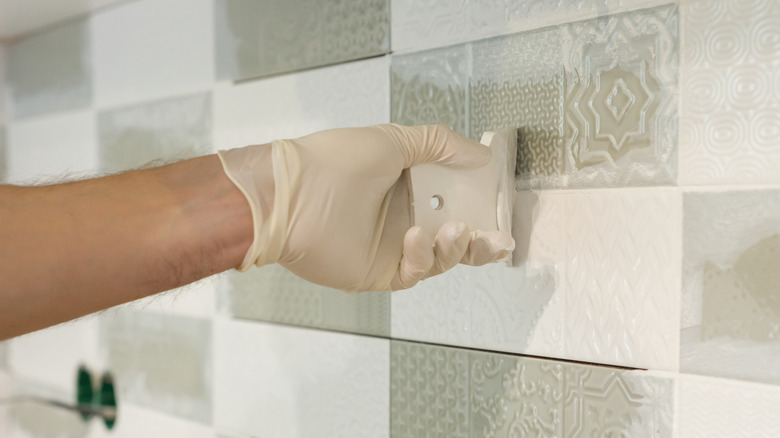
[682, 190, 780, 384]
[390, 0, 469, 52]
[224, 265, 390, 336]
[215, 0, 389, 81]
[99, 309, 212, 423]
[679, 0, 780, 185]
[91, 0, 214, 108]
[98, 93, 211, 173]
[8, 18, 91, 118]
[391, 45, 468, 136]
[214, 319, 389, 438]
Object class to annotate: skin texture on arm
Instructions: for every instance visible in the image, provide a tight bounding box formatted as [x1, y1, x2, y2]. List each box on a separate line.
[0, 154, 260, 340]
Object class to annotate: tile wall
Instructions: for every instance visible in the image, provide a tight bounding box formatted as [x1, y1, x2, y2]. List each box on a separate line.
[1, 0, 779, 436]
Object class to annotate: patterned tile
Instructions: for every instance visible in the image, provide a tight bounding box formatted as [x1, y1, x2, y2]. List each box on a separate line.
[214, 320, 389, 438]
[98, 93, 211, 173]
[8, 18, 91, 118]
[99, 309, 212, 423]
[679, 0, 780, 185]
[391, 45, 468, 136]
[215, 0, 389, 81]
[224, 264, 390, 336]
[682, 190, 780, 384]
[390, 0, 469, 52]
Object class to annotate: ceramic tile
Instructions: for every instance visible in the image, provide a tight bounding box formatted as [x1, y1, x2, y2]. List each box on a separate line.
[682, 190, 780, 384]
[6, 110, 97, 184]
[97, 93, 211, 173]
[224, 265, 390, 336]
[563, 188, 681, 370]
[0, 342, 6, 370]
[391, 45, 468, 136]
[0, 44, 7, 124]
[90, 403, 215, 438]
[215, 0, 389, 81]
[214, 319, 389, 438]
[679, 0, 780, 185]
[0, 127, 6, 182]
[91, 0, 214, 108]
[390, 0, 469, 53]
[8, 18, 91, 118]
[679, 374, 780, 437]
[214, 56, 389, 149]
[99, 309, 212, 424]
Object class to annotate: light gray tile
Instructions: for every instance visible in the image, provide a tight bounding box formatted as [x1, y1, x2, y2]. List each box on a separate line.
[8, 18, 91, 118]
[0, 127, 6, 182]
[98, 92, 211, 172]
[225, 264, 390, 337]
[682, 190, 780, 384]
[99, 309, 212, 423]
[215, 0, 389, 81]
[391, 45, 468, 136]
[0, 341, 7, 369]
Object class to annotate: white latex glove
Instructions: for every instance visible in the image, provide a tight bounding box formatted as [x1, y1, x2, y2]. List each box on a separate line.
[218, 124, 515, 292]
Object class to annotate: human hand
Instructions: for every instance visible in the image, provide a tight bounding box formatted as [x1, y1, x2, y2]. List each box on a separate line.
[218, 124, 515, 292]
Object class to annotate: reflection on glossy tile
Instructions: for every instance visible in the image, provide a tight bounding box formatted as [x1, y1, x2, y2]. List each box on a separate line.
[98, 93, 211, 172]
[680, 0, 780, 185]
[215, 320, 389, 437]
[390, 340, 673, 437]
[391, 45, 468, 135]
[8, 18, 91, 118]
[100, 309, 212, 423]
[682, 190, 780, 384]
[215, 0, 389, 81]
[225, 264, 390, 336]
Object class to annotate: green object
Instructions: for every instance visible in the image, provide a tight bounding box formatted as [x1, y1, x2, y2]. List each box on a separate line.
[99, 372, 117, 430]
[76, 366, 93, 421]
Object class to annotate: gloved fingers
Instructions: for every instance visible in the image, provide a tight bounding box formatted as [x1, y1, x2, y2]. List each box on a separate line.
[461, 230, 515, 266]
[377, 124, 491, 170]
[389, 226, 435, 291]
[426, 221, 471, 279]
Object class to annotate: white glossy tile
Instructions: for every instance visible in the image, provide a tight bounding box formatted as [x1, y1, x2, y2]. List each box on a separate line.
[679, 0, 780, 185]
[89, 403, 215, 438]
[214, 56, 389, 150]
[91, 0, 214, 108]
[6, 110, 97, 184]
[214, 319, 389, 438]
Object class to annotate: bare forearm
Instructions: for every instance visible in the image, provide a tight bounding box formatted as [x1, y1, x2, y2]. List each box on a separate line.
[0, 155, 254, 339]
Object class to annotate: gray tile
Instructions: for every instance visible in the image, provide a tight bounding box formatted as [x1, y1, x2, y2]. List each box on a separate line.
[682, 190, 780, 384]
[0, 127, 6, 183]
[8, 18, 91, 118]
[391, 45, 468, 136]
[0, 341, 7, 369]
[225, 264, 390, 337]
[215, 0, 390, 81]
[98, 92, 211, 172]
[99, 309, 212, 423]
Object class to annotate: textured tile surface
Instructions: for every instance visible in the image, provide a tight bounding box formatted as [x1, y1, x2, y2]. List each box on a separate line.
[679, 0, 780, 185]
[98, 93, 211, 172]
[91, 0, 214, 108]
[214, 320, 389, 438]
[215, 0, 389, 81]
[390, 340, 674, 437]
[682, 190, 780, 384]
[8, 18, 91, 118]
[100, 309, 212, 424]
[225, 265, 390, 336]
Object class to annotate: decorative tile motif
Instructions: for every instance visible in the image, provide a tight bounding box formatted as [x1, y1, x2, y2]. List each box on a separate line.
[682, 190, 780, 384]
[679, 0, 780, 185]
[391, 45, 468, 136]
[8, 18, 91, 118]
[99, 309, 212, 423]
[215, 0, 389, 81]
[98, 93, 211, 173]
[225, 264, 390, 336]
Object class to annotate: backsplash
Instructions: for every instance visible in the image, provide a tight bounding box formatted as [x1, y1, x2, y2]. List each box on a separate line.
[2, 0, 780, 436]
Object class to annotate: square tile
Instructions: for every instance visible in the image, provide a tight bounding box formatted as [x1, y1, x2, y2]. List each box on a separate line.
[98, 92, 211, 173]
[8, 18, 91, 118]
[224, 264, 390, 337]
[215, 0, 389, 81]
[91, 0, 214, 108]
[679, 0, 780, 185]
[391, 45, 468, 136]
[390, 0, 469, 53]
[99, 309, 212, 424]
[214, 319, 389, 438]
[682, 190, 780, 384]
